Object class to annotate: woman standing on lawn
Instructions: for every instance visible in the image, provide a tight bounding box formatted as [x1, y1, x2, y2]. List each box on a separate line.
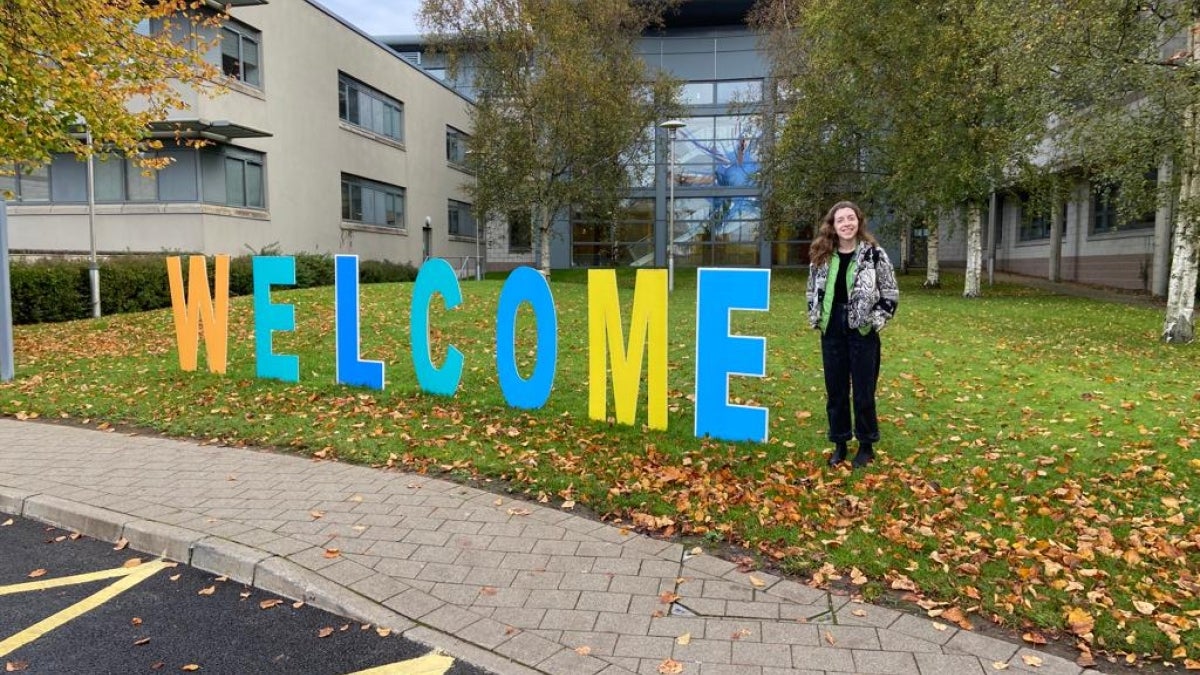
[806, 201, 899, 468]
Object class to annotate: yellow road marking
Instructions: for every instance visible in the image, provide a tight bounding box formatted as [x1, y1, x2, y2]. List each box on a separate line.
[343, 651, 455, 675]
[0, 560, 171, 658]
[0, 566, 140, 596]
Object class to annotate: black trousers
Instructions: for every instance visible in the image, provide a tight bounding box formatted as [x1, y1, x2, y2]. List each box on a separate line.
[820, 304, 881, 444]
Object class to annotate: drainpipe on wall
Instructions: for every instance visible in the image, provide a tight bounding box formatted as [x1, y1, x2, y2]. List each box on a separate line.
[986, 191, 997, 286]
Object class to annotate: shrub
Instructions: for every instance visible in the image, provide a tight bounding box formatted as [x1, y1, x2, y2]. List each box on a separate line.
[360, 259, 418, 284]
[7, 253, 417, 325]
[100, 256, 173, 316]
[8, 259, 88, 324]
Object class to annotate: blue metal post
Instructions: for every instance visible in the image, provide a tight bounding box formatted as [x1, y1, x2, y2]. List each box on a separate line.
[0, 200, 14, 381]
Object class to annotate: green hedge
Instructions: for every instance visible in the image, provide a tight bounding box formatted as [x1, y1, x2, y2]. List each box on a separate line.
[7, 254, 417, 325]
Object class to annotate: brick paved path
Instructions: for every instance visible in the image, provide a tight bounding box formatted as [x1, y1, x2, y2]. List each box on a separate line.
[0, 419, 1083, 675]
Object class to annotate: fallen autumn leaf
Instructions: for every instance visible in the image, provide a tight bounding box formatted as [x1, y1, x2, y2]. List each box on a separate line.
[656, 658, 683, 674]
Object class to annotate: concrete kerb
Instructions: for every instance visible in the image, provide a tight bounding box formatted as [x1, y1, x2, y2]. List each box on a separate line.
[120, 519, 204, 563]
[0, 485, 36, 516]
[0, 488, 548, 674]
[22, 494, 130, 543]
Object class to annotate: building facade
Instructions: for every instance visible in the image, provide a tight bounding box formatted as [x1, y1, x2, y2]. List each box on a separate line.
[3, 0, 1169, 293]
[2, 0, 481, 275]
[383, 0, 791, 273]
[936, 173, 1172, 293]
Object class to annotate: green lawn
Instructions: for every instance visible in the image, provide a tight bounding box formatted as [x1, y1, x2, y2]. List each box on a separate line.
[2, 268, 1197, 667]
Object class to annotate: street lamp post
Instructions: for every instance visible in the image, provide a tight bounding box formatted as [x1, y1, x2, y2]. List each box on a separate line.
[659, 119, 686, 293]
[464, 149, 484, 281]
[84, 127, 100, 318]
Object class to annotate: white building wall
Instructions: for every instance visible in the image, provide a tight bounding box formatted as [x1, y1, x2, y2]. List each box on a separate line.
[7, 1, 477, 268]
[939, 179, 1159, 291]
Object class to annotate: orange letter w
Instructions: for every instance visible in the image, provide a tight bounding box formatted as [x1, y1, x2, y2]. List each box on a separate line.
[166, 255, 230, 374]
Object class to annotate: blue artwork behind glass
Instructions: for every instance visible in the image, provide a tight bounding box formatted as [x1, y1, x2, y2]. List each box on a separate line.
[672, 118, 761, 243]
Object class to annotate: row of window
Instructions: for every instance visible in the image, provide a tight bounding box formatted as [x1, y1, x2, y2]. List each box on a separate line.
[339, 74, 404, 141]
[336, 77, 475, 168]
[680, 79, 763, 106]
[336, 174, 477, 238]
[163, 18, 475, 169]
[1, 158, 474, 237]
[1, 147, 265, 208]
[1010, 188, 1156, 243]
[341, 174, 404, 227]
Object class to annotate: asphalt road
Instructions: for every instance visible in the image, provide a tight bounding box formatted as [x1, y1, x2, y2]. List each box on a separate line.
[0, 514, 489, 674]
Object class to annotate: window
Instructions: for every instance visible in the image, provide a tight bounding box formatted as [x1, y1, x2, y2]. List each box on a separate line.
[671, 115, 761, 190]
[680, 80, 763, 106]
[8, 149, 241, 205]
[446, 127, 469, 166]
[341, 174, 405, 229]
[82, 156, 156, 203]
[571, 199, 653, 267]
[681, 83, 715, 105]
[222, 154, 264, 208]
[716, 79, 762, 104]
[339, 73, 404, 142]
[508, 210, 532, 252]
[1018, 192, 1067, 242]
[448, 199, 475, 237]
[221, 23, 261, 87]
[0, 164, 50, 202]
[200, 146, 265, 208]
[1092, 181, 1155, 234]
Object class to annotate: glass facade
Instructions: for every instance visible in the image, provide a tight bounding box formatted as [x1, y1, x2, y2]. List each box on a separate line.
[571, 199, 655, 267]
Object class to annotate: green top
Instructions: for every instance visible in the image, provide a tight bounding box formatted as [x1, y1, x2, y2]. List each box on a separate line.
[820, 252, 870, 335]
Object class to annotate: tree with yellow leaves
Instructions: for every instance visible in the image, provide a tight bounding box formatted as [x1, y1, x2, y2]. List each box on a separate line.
[0, 0, 222, 170]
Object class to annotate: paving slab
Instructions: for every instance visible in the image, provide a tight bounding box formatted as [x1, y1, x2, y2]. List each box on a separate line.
[0, 418, 1067, 674]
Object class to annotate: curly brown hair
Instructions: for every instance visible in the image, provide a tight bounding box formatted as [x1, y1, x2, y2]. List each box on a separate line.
[808, 200, 878, 266]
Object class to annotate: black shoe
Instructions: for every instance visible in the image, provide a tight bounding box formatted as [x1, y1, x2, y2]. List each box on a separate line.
[828, 443, 848, 467]
[852, 444, 875, 469]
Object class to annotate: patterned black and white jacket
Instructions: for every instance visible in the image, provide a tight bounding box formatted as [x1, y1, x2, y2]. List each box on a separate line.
[806, 242, 900, 333]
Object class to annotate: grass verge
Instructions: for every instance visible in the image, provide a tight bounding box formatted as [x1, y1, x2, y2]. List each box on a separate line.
[1, 268, 1197, 666]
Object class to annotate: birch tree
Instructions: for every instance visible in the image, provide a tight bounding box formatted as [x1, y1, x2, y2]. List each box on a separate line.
[753, 0, 1061, 298]
[1162, 23, 1198, 343]
[420, 0, 679, 276]
[0, 1, 220, 170]
[1042, 1, 1199, 342]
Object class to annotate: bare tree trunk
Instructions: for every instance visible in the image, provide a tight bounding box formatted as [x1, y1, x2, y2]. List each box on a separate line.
[538, 205, 553, 278]
[1152, 155, 1174, 298]
[924, 218, 940, 288]
[1163, 25, 1200, 343]
[1162, 197, 1197, 343]
[963, 201, 982, 298]
[899, 221, 910, 275]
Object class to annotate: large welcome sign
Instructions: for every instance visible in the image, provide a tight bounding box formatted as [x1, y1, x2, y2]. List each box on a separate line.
[167, 255, 771, 443]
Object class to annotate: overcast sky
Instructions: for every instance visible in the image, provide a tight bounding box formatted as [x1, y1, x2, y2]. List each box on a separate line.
[316, 0, 423, 36]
